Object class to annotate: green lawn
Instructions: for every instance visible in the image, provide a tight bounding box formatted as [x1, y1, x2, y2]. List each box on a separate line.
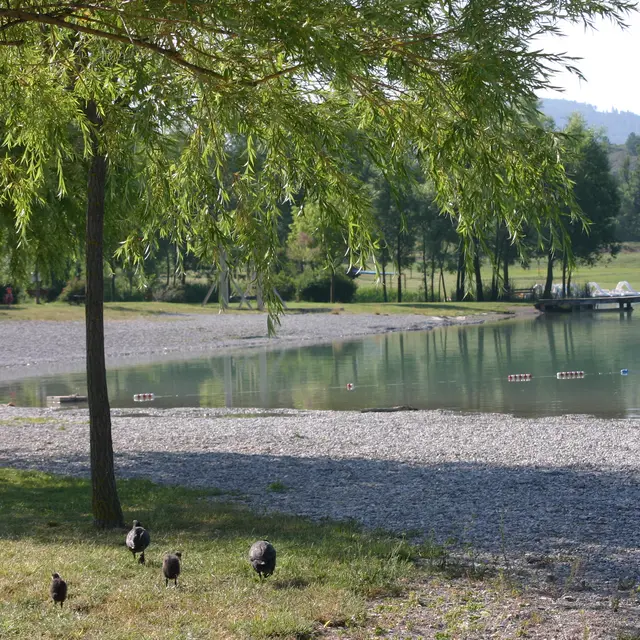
[2, 244, 639, 322]
[0, 299, 526, 322]
[359, 243, 640, 297]
[0, 468, 441, 639]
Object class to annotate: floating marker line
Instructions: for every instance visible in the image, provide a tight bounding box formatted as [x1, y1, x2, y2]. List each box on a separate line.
[135, 365, 635, 405]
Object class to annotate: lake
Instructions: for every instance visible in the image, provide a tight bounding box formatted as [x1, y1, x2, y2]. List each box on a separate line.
[3, 312, 640, 417]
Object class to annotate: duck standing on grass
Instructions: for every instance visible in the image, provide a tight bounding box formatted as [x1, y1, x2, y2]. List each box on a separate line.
[249, 540, 276, 579]
[126, 520, 150, 564]
[162, 552, 182, 587]
[50, 573, 67, 607]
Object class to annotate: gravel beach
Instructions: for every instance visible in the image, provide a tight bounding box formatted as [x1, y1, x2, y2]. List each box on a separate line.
[0, 310, 504, 382]
[2, 309, 640, 637]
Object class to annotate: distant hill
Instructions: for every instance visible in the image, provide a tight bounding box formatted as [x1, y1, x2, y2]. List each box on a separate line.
[540, 99, 640, 144]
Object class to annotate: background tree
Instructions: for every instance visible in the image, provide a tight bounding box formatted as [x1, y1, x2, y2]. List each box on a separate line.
[369, 171, 420, 303]
[541, 114, 621, 296]
[287, 201, 349, 302]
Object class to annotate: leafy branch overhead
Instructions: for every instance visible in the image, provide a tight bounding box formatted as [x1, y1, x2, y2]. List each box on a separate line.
[0, 0, 635, 279]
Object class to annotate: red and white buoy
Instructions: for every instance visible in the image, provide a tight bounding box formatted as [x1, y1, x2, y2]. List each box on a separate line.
[133, 393, 155, 401]
[346, 383, 354, 391]
[507, 373, 533, 382]
[556, 371, 584, 379]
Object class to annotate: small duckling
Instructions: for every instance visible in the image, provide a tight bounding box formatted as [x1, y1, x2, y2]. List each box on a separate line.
[162, 551, 182, 587]
[50, 572, 67, 607]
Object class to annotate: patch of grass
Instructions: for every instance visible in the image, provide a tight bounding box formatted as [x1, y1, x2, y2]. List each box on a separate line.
[0, 468, 421, 639]
[0, 301, 221, 322]
[267, 481, 289, 493]
[0, 299, 522, 322]
[0, 417, 55, 427]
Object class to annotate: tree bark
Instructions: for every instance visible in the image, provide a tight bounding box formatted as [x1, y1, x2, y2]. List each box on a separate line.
[421, 234, 428, 302]
[439, 262, 447, 302]
[473, 240, 484, 302]
[396, 234, 402, 303]
[543, 250, 554, 299]
[85, 99, 124, 529]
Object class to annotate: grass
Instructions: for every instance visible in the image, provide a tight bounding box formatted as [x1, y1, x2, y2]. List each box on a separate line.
[3, 244, 640, 322]
[0, 467, 633, 638]
[0, 299, 526, 323]
[363, 243, 640, 297]
[0, 468, 434, 639]
[0, 301, 218, 322]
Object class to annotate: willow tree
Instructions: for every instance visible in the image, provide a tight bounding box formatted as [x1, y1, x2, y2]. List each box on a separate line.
[0, 0, 633, 527]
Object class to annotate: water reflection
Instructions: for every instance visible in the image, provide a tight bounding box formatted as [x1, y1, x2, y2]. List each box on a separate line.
[2, 313, 640, 417]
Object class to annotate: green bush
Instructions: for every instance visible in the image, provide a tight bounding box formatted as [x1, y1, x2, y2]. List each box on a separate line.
[354, 284, 425, 303]
[270, 272, 296, 301]
[154, 282, 218, 304]
[296, 270, 357, 303]
[354, 285, 386, 303]
[60, 278, 86, 304]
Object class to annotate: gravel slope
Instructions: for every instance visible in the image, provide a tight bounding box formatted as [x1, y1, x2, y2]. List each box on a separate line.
[1, 405, 639, 596]
[0, 311, 503, 382]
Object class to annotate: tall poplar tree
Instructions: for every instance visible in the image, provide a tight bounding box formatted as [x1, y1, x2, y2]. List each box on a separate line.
[0, 0, 634, 526]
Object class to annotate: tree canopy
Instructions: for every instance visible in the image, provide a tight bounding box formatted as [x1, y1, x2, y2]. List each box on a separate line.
[2, 0, 635, 274]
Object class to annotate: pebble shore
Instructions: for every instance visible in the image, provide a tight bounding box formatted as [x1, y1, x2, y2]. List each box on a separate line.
[0, 310, 501, 382]
[1, 309, 640, 634]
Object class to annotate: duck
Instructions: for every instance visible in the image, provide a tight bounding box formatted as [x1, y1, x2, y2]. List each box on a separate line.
[162, 551, 182, 587]
[249, 540, 276, 579]
[50, 572, 67, 607]
[125, 519, 150, 564]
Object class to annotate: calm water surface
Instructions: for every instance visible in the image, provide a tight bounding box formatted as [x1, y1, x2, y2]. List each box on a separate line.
[4, 313, 640, 417]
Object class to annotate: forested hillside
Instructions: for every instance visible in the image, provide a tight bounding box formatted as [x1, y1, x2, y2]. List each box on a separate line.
[541, 98, 640, 144]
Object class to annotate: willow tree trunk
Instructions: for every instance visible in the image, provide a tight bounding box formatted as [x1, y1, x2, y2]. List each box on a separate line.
[85, 99, 124, 529]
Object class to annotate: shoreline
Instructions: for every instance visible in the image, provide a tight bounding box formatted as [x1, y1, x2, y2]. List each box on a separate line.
[1, 404, 639, 596]
[0, 308, 525, 383]
[2, 306, 640, 636]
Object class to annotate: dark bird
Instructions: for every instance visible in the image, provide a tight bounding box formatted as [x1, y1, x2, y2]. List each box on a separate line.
[162, 551, 182, 587]
[249, 540, 276, 579]
[50, 572, 67, 607]
[126, 519, 150, 564]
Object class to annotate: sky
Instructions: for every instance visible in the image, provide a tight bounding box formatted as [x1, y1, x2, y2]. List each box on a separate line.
[534, 10, 640, 114]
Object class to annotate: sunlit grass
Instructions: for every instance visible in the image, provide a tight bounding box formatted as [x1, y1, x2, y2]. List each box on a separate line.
[0, 299, 526, 323]
[0, 468, 440, 639]
[363, 243, 640, 296]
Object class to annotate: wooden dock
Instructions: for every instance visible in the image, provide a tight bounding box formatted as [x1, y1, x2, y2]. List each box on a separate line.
[535, 295, 640, 312]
